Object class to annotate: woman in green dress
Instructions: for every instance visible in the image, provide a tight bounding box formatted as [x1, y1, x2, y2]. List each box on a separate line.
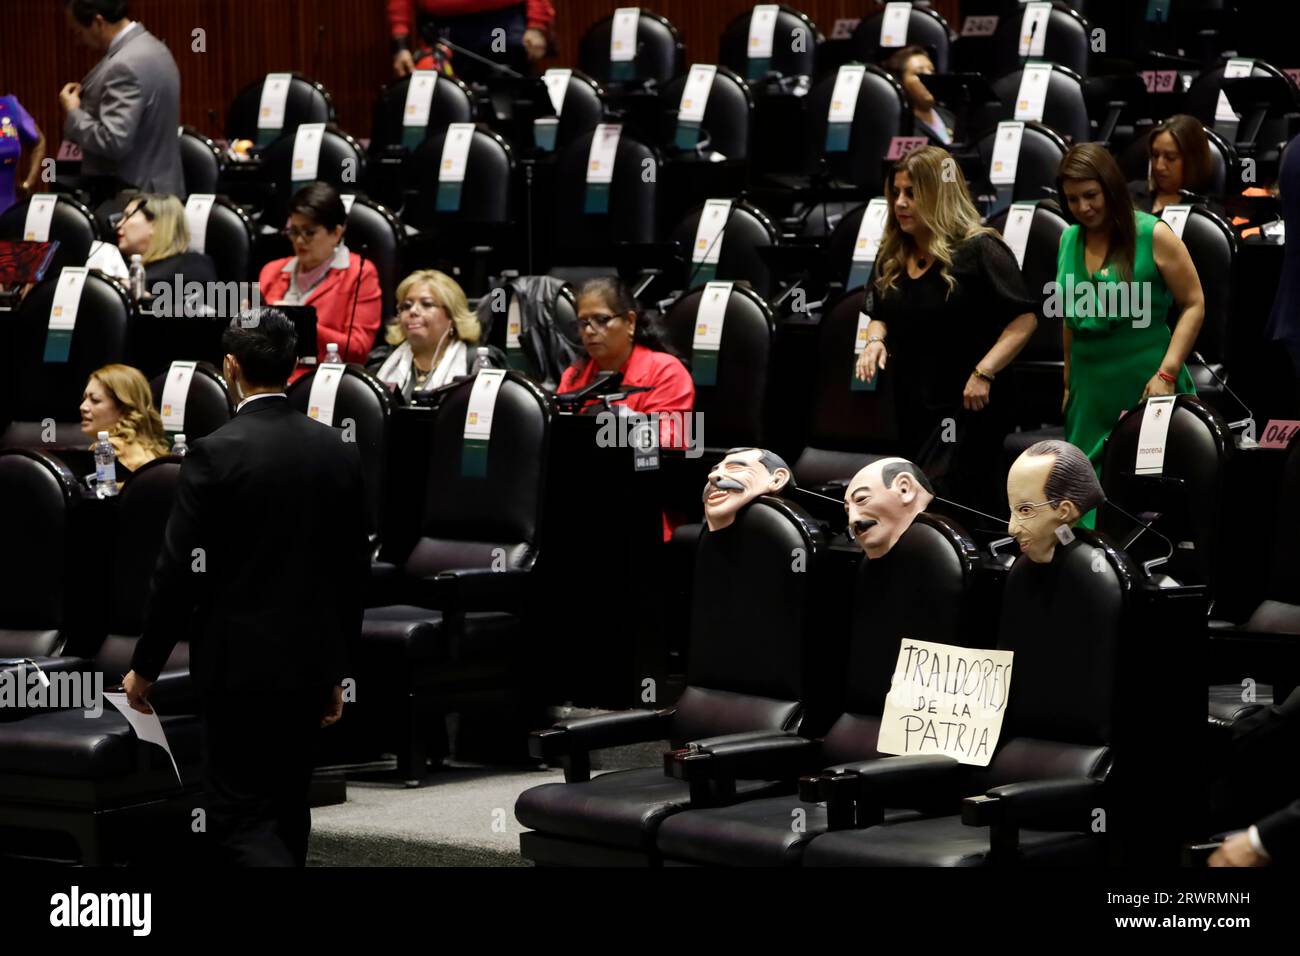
[1055, 144, 1205, 526]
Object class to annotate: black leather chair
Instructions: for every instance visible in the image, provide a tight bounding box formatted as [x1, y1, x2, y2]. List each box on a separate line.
[1183, 58, 1298, 156]
[148, 361, 232, 443]
[658, 65, 753, 162]
[258, 125, 368, 228]
[718, 5, 819, 86]
[987, 1, 1091, 77]
[656, 512, 987, 865]
[852, 2, 954, 73]
[189, 195, 254, 285]
[480, 276, 579, 389]
[989, 64, 1090, 146]
[368, 72, 476, 211]
[0, 450, 80, 659]
[801, 529, 1132, 866]
[1, 270, 130, 447]
[988, 201, 1068, 431]
[802, 64, 909, 190]
[816, 197, 885, 294]
[1118, 122, 1237, 199]
[976, 120, 1068, 206]
[0, 457, 200, 864]
[178, 126, 224, 196]
[667, 199, 777, 298]
[661, 282, 772, 455]
[226, 72, 334, 145]
[286, 363, 392, 546]
[341, 195, 405, 331]
[547, 126, 660, 270]
[0, 194, 99, 279]
[578, 9, 686, 90]
[1099, 394, 1232, 594]
[357, 372, 550, 783]
[530, 70, 605, 152]
[790, 288, 900, 490]
[516, 497, 826, 866]
[1173, 206, 1237, 403]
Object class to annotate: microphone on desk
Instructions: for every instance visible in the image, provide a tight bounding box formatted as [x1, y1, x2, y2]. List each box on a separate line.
[1191, 350, 1256, 437]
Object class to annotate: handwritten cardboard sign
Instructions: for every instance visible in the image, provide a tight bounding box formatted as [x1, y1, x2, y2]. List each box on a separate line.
[878, 639, 1013, 767]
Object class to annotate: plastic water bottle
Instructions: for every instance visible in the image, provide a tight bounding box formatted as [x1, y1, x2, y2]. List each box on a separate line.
[172, 433, 188, 458]
[472, 347, 491, 374]
[325, 342, 342, 365]
[128, 254, 146, 302]
[93, 431, 118, 498]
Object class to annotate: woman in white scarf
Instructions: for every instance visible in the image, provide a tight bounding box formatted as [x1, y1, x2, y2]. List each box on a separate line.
[376, 269, 483, 401]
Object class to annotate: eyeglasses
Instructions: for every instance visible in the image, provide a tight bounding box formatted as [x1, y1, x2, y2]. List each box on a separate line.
[109, 201, 152, 230]
[282, 225, 323, 242]
[1010, 499, 1059, 521]
[397, 298, 443, 315]
[575, 312, 626, 332]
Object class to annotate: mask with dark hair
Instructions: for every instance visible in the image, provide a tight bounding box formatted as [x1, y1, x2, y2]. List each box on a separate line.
[845, 457, 934, 558]
[1007, 441, 1103, 563]
[703, 447, 794, 532]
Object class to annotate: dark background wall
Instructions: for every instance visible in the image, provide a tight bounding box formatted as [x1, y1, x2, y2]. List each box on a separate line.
[0, 0, 958, 150]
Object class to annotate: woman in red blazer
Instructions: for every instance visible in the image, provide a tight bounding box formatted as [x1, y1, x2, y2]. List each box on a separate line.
[258, 183, 382, 380]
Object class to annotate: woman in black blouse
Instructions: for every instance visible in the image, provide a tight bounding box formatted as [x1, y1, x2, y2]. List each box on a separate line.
[855, 145, 1038, 516]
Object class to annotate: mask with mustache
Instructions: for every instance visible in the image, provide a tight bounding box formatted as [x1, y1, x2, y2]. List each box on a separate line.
[702, 449, 792, 532]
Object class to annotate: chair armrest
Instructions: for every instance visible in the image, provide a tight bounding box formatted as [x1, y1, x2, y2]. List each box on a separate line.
[963, 777, 1104, 830]
[799, 754, 963, 829]
[528, 708, 675, 782]
[664, 732, 818, 784]
[412, 567, 533, 612]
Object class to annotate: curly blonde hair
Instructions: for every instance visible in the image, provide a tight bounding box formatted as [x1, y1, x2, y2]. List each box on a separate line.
[86, 364, 170, 458]
[385, 269, 481, 347]
[873, 145, 997, 301]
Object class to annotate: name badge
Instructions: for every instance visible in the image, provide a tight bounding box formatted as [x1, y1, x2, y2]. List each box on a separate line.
[462, 368, 507, 477]
[691, 281, 731, 386]
[307, 363, 346, 427]
[403, 72, 438, 130]
[1014, 63, 1053, 122]
[184, 194, 215, 255]
[1018, 3, 1051, 57]
[160, 361, 197, 432]
[989, 121, 1025, 185]
[290, 123, 326, 183]
[257, 73, 292, 131]
[23, 194, 57, 242]
[1135, 395, 1178, 476]
[880, 2, 911, 48]
[748, 5, 779, 59]
[1159, 203, 1192, 240]
[1002, 202, 1036, 269]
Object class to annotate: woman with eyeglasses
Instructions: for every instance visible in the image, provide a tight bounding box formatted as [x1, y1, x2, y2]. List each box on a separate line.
[373, 269, 492, 400]
[112, 194, 218, 284]
[258, 182, 382, 375]
[558, 277, 694, 438]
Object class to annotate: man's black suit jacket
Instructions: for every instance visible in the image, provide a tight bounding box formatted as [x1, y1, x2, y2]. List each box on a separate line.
[131, 395, 370, 700]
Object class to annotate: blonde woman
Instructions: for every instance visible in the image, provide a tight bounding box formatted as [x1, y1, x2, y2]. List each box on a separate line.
[113, 193, 218, 285]
[853, 145, 1038, 515]
[375, 269, 486, 401]
[79, 364, 171, 475]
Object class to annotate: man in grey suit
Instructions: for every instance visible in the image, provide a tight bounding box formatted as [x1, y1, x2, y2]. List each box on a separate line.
[60, 0, 184, 200]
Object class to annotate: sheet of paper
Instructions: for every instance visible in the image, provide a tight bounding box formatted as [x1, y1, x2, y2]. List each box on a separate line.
[23, 194, 57, 242]
[85, 240, 129, 279]
[307, 363, 346, 427]
[183, 194, 215, 255]
[1014, 62, 1053, 122]
[104, 692, 183, 786]
[160, 360, 197, 432]
[464, 368, 506, 441]
[877, 639, 1014, 767]
[542, 68, 572, 115]
[880, 2, 912, 48]
[989, 121, 1025, 186]
[1002, 202, 1036, 269]
[1215, 58, 1254, 123]
[852, 198, 889, 264]
[439, 123, 475, 183]
[290, 123, 326, 182]
[610, 7, 640, 61]
[692, 199, 732, 264]
[1159, 203, 1192, 239]
[257, 73, 293, 130]
[586, 124, 622, 184]
[403, 71, 438, 129]
[693, 281, 731, 353]
[1019, 3, 1051, 57]
[678, 64, 718, 125]
[49, 267, 88, 332]
[1135, 394, 1178, 475]
[828, 64, 867, 124]
[748, 4, 779, 59]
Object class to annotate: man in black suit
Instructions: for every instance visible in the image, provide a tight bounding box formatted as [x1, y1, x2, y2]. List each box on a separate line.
[124, 308, 370, 866]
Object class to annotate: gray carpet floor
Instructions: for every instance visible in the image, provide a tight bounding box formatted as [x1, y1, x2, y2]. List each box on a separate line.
[307, 737, 670, 867]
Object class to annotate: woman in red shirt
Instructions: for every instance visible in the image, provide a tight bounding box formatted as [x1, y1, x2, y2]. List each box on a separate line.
[559, 278, 695, 542]
[558, 277, 695, 447]
[258, 183, 382, 380]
